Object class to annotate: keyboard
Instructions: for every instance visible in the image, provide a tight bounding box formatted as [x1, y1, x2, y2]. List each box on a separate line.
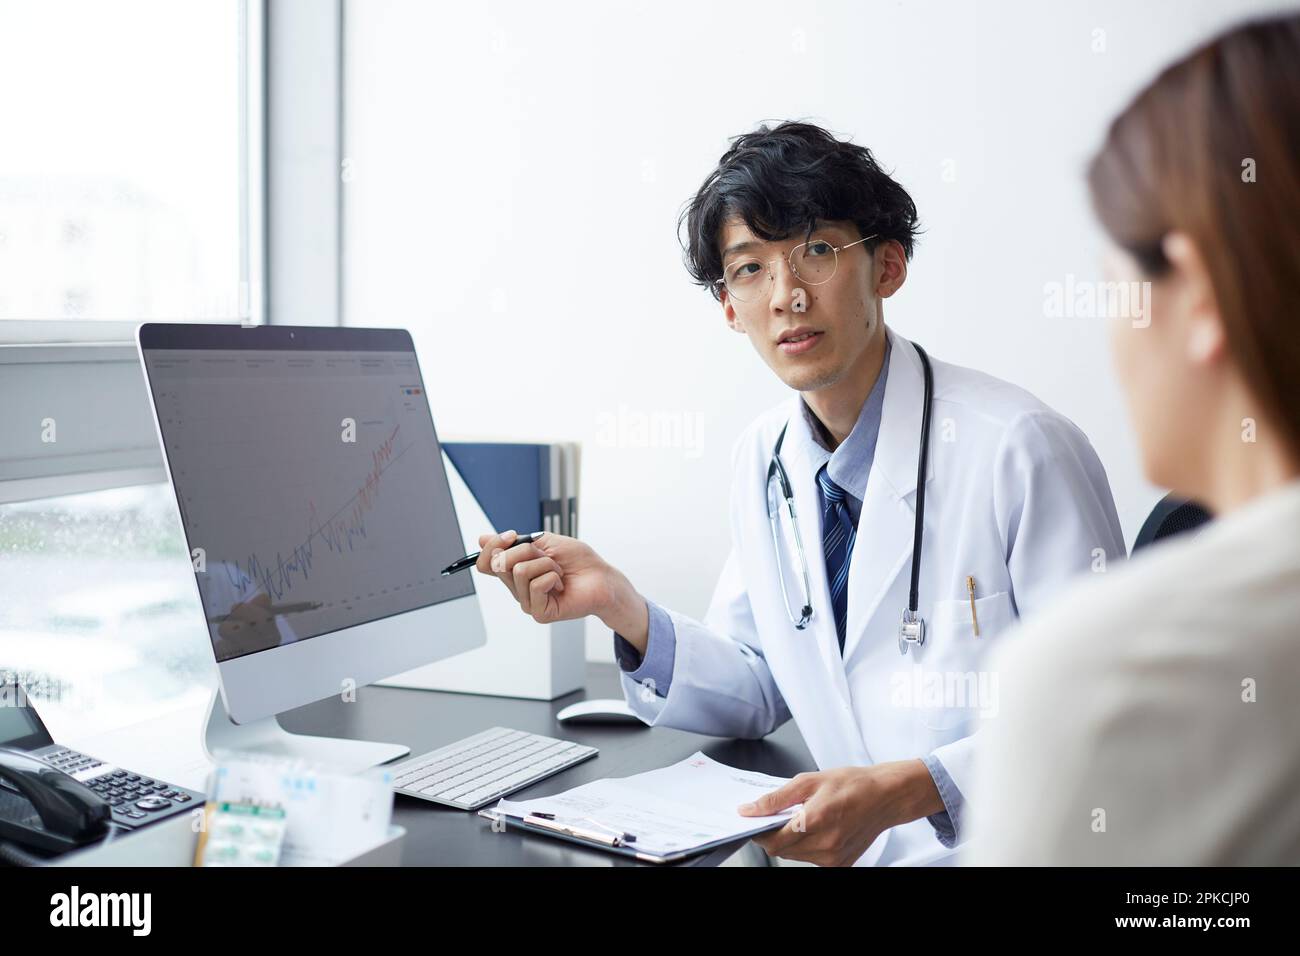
[388, 727, 597, 810]
[31, 744, 205, 829]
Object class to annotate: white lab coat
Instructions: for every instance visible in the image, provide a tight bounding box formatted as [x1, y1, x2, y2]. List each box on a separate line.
[618, 328, 1125, 865]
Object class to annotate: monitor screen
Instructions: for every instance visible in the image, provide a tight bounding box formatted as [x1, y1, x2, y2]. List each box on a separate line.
[0, 684, 53, 750]
[139, 325, 474, 663]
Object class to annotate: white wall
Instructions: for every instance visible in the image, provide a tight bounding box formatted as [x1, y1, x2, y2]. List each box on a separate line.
[341, 0, 1297, 660]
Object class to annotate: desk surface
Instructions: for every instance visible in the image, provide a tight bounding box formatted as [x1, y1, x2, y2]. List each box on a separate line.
[278, 662, 816, 866]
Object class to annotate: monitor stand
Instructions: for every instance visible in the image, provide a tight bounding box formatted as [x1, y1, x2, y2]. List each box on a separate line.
[201, 688, 410, 772]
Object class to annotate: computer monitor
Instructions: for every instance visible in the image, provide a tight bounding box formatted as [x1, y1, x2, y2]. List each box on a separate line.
[137, 323, 486, 768]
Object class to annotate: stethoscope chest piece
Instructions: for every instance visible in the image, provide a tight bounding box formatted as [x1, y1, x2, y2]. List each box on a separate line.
[898, 608, 926, 656]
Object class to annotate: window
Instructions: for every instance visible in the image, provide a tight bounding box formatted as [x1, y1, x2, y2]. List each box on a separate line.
[0, 483, 214, 741]
[0, 0, 253, 330]
[0, 0, 262, 738]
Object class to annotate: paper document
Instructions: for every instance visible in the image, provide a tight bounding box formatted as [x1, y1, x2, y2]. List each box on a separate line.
[491, 752, 796, 858]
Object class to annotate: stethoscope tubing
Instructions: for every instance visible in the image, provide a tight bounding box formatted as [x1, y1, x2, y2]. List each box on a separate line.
[767, 340, 934, 629]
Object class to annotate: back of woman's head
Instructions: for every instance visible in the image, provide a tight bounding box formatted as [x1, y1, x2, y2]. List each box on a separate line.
[1088, 13, 1300, 460]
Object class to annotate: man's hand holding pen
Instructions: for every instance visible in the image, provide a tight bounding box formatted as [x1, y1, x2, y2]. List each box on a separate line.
[471, 530, 650, 650]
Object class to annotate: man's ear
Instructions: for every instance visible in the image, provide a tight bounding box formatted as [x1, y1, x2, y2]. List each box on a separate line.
[721, 288, 746, 334]
[874, 240, 908, 299]
[1162, 231, 1225, 366]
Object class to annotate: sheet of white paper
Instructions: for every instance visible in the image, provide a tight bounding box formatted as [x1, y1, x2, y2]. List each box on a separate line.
[493, 751, 796, 857]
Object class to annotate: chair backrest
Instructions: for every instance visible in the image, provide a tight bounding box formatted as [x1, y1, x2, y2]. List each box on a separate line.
[1133, 493, 1213, 552]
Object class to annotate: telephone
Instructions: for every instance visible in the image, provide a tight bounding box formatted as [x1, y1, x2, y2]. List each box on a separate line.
[0, 747, 111, 859]
[0, 681, 205, 865]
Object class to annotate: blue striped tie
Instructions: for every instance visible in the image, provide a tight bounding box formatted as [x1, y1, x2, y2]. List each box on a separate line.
[817, 465, 856, 652]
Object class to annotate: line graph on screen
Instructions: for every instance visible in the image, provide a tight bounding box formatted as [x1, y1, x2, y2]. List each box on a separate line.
[151, 357, 472, 650]
[220, 422, 411, 602]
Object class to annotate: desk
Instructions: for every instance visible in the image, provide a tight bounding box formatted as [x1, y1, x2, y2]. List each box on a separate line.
[277, 661, 817, 866]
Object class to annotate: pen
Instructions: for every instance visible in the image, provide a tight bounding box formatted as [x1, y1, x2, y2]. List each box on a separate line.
[440, 532, 545, 576]
[967, 576, 980, 637]
[524, 811, 637, 846]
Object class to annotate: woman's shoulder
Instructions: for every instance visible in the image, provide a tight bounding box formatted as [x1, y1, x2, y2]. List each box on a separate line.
[998, 487, 1300, 694]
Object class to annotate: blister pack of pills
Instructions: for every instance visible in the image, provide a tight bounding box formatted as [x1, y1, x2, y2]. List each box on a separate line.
[196, 801, 288, 867]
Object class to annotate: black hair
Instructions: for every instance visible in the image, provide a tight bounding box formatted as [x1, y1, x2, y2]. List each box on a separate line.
[680, 121, 920, 300]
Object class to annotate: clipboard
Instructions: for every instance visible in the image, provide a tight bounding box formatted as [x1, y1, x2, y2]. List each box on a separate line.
[476, 806, 788, 864]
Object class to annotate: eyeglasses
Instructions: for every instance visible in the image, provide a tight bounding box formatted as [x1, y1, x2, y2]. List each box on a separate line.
[717, 234, 878, 303]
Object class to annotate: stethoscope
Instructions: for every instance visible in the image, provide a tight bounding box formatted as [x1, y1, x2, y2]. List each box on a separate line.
[766, 341, 934, 656]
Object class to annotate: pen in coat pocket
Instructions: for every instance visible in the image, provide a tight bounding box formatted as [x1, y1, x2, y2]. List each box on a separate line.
[967, 576, 980, 637]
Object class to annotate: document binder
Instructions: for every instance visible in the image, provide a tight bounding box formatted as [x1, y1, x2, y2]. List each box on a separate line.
[441, 440, 578, 536]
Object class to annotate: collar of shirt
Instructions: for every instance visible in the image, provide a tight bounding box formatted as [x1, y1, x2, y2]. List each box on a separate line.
[792, 335, 891, 512]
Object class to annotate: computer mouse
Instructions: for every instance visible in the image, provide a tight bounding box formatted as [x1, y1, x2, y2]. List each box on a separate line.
[555, 698, 645, 725]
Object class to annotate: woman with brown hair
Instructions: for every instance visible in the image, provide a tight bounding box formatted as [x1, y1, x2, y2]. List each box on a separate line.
[968, 13, 1300, 864]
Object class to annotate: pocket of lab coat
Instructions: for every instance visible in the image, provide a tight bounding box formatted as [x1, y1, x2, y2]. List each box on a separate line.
[914, 590, 1015, 731]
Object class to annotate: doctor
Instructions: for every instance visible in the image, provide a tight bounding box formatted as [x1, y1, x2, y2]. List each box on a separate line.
[476, 121, 1125, 866]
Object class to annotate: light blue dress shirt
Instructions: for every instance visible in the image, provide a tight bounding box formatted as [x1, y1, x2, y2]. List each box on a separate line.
[613, 337, 965, 847]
